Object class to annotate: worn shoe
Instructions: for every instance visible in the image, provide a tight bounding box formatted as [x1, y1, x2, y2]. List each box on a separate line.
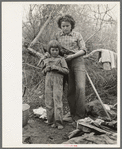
[44, 120, 53, 125]
[63, 117, 73, 122]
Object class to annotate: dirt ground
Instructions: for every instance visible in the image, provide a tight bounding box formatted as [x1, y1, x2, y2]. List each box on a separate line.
[23, 115, 74, 144]
[22, 81, 117, 144]
[22, 84, 76, 144]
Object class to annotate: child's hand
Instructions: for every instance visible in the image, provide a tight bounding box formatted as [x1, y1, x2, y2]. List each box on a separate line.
[44, 52, 50, 58]
[51, 65, 59, 70]
[45, 66, 51, 72]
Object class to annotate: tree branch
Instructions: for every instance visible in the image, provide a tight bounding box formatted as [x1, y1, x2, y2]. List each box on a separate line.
[29, 11, 53, 47]
[23, 63, 42, 70]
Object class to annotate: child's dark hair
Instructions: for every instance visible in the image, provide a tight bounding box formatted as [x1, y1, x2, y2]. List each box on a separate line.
[57, 15, 75, 30]
[47, 40, 61, 54]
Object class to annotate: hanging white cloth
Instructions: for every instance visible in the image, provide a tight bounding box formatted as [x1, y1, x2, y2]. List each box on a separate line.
[84, 49, 117, 70]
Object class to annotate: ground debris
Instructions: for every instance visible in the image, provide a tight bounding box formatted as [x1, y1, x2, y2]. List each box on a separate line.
[62, 132, 117, 144]
[24, 136, 32, 144]
[86, 100, 117, 120]
[62, 116, 117, 144]
[68, 129, 84, 139]
[33, 106, 47, 119]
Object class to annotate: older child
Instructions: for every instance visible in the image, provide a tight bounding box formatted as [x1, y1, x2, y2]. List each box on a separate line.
[41, 40, 69, 129]
[53, 15, 87, 122]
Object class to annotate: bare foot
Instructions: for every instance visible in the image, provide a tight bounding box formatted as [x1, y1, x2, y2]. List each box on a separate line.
[51, 124, 57, 128]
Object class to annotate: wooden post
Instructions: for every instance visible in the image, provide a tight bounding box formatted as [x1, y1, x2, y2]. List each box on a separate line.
[29, 12, 53, 47]
[28, 47, 43, 57]
[27, 12, 53, 66]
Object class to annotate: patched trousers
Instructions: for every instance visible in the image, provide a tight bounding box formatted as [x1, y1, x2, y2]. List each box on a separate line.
[45, 72, 63, 125]
[67, 56, 86, 121]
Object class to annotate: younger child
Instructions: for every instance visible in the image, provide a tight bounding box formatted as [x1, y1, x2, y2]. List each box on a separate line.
[41, 40, 69, 129]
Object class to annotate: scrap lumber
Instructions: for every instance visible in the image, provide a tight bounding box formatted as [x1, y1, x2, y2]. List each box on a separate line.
[28, 47, 43, 58]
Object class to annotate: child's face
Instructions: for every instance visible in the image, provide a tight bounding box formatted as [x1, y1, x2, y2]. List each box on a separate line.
[61, 21, 71, 34]
[50, 47, 59, 58]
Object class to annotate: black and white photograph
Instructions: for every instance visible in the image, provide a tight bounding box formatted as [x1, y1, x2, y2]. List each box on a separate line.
[2, 1, 120, 147]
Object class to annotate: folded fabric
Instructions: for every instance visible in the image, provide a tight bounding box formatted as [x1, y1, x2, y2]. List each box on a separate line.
[109, 51, 117, 69]
[33, 107, 47, 119]
[84, 49, 117, 70]
[90, 49, 117, 69]
[101, 50, 117, 69]
[103, 62, 111, 70]
[62, 132, 117, 144]
[101, 49, 111, 63]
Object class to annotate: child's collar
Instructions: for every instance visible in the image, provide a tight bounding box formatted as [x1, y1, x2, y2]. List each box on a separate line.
[60, 30, 73, 36]
[50, 55, 61, 58]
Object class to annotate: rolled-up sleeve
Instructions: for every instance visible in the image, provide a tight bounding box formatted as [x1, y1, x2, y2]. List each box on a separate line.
[77, 33, 87, 54]
[60, 57, 69, 74]
[62, 57, 68, 67]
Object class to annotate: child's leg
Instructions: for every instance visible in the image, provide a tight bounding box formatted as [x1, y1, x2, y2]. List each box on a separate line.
[45, 74, 54, 125]
[53, 74, 64, 128]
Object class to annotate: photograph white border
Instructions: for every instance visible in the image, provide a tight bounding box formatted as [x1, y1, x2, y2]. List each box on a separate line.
[2, 1, 120, 148]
